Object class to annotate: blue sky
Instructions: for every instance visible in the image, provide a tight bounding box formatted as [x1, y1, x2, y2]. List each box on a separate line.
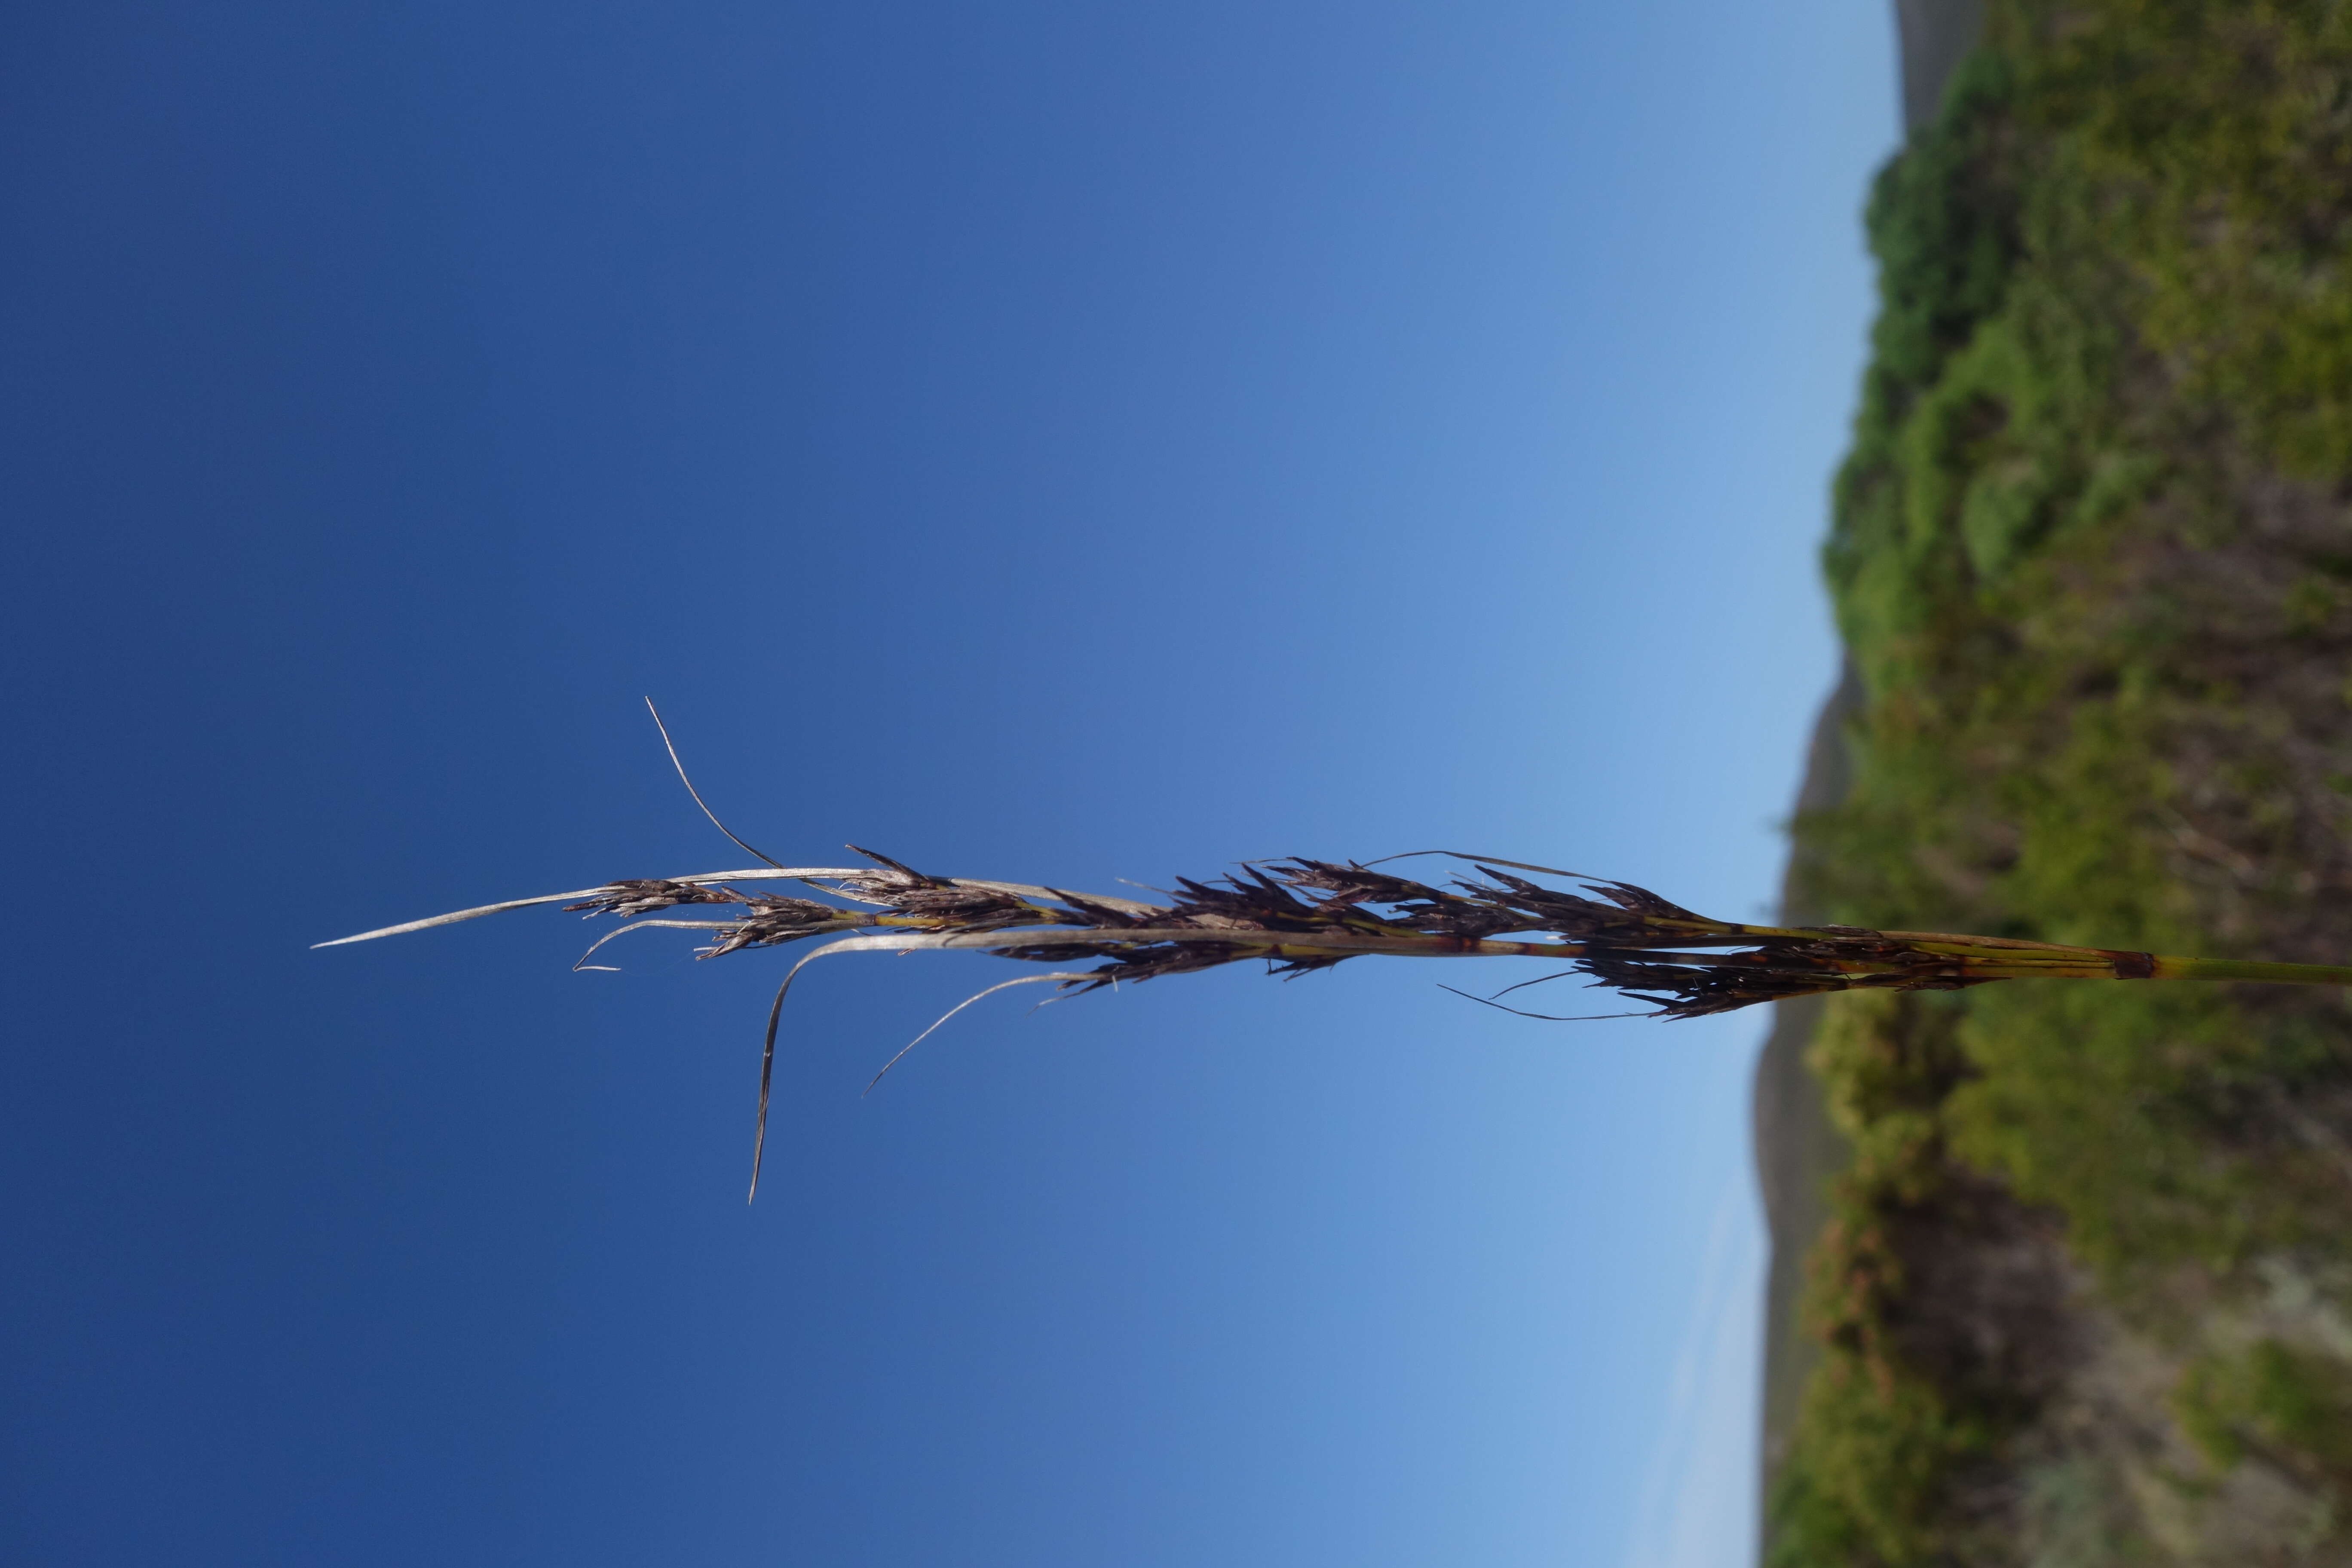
[1, 3, 1894, 1563]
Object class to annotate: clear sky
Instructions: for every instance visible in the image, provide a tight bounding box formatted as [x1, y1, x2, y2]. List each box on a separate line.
[1, 3, 1895, 1563]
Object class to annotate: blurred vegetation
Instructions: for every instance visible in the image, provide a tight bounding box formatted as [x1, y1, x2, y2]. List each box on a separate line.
[1765, 3, 2352, 1562]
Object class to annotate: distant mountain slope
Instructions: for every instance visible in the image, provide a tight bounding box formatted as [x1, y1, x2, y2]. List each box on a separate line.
[1895, 1, 1985, 135]
[1754, 661, 1862, 1498]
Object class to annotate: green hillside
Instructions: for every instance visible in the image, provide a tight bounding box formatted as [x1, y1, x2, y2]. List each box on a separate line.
[1768, 4, 2352, 1562]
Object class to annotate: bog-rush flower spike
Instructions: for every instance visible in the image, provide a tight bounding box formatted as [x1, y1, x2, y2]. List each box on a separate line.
[317, 705, 2352, 1199]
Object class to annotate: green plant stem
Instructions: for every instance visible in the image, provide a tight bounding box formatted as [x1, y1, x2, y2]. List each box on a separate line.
[2150, 956, 2352, 987]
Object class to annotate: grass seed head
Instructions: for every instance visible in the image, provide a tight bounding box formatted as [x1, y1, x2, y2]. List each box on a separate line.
[318, 713, 2352, 1197]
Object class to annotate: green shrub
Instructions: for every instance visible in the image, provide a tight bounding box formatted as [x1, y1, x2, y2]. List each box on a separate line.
[1769, 2, 2352, 1559]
